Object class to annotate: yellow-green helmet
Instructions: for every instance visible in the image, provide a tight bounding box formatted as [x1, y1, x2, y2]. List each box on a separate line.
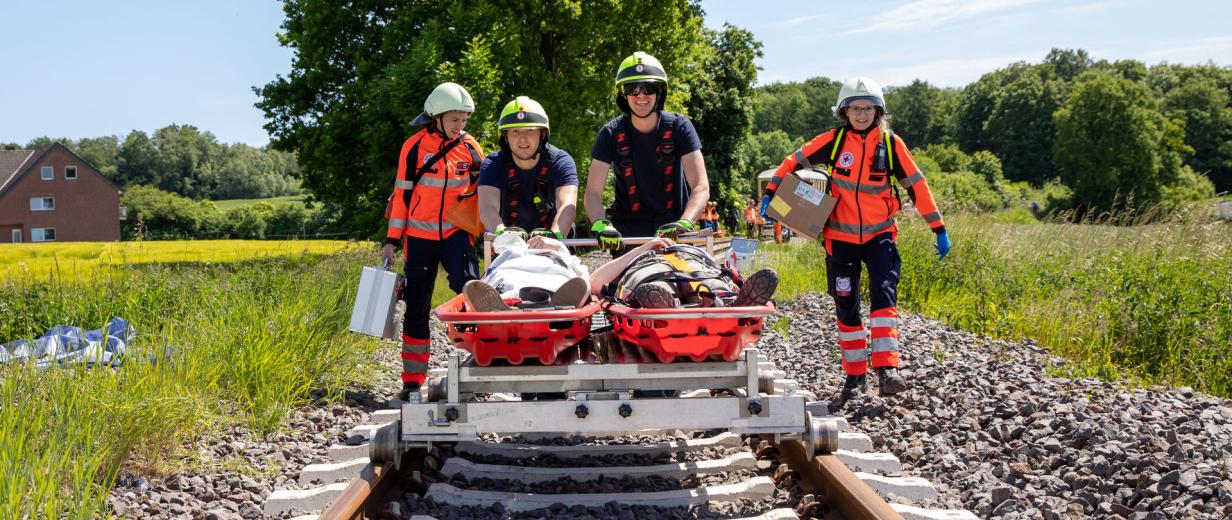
[614, 51, 668, 114]
[497, 96, 550, 132]
[614, 51, 669, 87]
[498, 96, 550, 153]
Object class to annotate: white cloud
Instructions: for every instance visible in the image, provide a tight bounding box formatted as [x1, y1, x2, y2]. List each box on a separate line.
[838, 0, 1047, 36]
[782, 14, 825, 27]
[1136, 36, 1232, 64]
[873, 53, 1038, 87]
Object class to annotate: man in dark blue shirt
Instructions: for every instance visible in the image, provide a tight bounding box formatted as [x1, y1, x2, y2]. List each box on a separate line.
[584, 51, 709, 254]
[479, 96, 578, 238]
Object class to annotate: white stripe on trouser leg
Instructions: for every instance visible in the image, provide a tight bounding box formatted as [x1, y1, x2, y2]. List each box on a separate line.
[869, 317, 898, 329]
[842, 349, 869, 363]
[870, 337, 899, 353]
[839, 329, 868, 341]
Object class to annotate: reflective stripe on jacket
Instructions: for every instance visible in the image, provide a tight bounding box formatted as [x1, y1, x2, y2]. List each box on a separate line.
[386, 130, 484, 242]
[768, 127, 944, 244]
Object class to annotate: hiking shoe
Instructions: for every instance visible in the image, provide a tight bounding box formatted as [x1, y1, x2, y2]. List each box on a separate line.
[734, 269, 779, 307]
[551, 277, 591, 308]
[463, 280, 510, 312]
[877, 367, 907, 396]
[398, 382, 421, 402]
[839, 374, 868, 402]
[632, 281, 676, 308]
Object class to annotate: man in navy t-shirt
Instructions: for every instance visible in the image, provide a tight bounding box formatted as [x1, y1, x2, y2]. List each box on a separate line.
[478, 96, 578, 238]
[583, 51, 709, 254]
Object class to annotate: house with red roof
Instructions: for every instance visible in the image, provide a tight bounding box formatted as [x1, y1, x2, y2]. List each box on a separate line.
[0, 143, 122, 243]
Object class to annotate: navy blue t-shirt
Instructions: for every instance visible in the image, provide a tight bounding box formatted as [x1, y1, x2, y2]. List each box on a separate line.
[478, 143, 578, 230]
[591, 111, 702, 220]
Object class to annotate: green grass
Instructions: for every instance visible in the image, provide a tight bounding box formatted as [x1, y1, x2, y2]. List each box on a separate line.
[211, 194, 307, 211]
[0, 247, 387, 518]
[762, 212, 1232, 397]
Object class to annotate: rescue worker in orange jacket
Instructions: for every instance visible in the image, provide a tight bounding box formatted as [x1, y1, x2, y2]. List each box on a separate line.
[381, 82, 485, 402]
[762, 77, 952, 405]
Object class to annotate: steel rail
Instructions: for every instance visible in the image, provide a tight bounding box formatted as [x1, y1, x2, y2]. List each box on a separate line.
[779, 439, 903, 520]
[318, 461, 398, 520]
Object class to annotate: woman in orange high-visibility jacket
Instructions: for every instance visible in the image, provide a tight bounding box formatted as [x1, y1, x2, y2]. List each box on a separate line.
[381, 82, 484, 402]
[760, 77, 951, 407]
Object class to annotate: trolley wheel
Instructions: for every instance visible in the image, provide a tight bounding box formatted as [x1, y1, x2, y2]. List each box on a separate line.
[370, 420, 402, 464]
[803, 412, 838, 458]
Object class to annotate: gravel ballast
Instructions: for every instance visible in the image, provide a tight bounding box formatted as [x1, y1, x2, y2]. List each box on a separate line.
[763, 293, 1232, 519]
[105, 291, 1232, 519]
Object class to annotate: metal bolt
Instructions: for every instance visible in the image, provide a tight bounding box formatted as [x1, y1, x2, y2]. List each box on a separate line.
[445, 407, 459, 422]
[618, 403, 633, 418]
[748, 400, 763, 415]
[575, 404, 589, 419]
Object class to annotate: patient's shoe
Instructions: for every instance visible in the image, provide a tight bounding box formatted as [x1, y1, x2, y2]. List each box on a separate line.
[631, 281, 676, 309]
[463, 280, 510, 312]
[734, 269, 779, 307]
[551, 277, 591, 308]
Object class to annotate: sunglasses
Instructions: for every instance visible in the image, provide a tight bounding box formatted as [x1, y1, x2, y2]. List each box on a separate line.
[622, 82, 660, 96]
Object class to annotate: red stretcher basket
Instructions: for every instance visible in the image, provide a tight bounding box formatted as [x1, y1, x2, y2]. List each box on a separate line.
[433, 294, 602, 366]
[603, 302, 775, 363]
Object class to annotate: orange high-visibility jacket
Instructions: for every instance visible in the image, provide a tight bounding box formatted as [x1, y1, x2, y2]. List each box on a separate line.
[767, 127, 944, 244]
[386, 129, 484, 243]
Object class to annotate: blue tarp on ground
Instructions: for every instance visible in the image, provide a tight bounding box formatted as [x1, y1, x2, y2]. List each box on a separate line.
[0, 317, 133, 369]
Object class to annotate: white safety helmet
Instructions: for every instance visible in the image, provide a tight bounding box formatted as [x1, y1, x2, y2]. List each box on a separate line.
[411, 82, 476, 126]
[832, 77, 885, 117]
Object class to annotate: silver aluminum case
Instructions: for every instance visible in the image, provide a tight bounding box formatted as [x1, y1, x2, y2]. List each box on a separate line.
[348, 266, 402, 340]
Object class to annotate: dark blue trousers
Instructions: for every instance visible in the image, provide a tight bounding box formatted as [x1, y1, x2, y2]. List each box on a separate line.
[825, 232, 901, 328]
[402, 232, 479, 340]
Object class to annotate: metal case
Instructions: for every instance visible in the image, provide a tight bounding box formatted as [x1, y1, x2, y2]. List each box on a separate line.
[348, 266, 403, 340]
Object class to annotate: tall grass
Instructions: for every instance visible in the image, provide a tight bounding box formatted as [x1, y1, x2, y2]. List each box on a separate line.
[761, 211, 1232, 397]
[0, 245, 385, 518]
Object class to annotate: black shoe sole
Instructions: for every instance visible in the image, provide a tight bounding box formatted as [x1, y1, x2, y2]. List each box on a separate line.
[735, 270, 778, 307]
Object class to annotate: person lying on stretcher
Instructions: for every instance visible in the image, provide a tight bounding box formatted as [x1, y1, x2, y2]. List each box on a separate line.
[463, 229, 778, 311]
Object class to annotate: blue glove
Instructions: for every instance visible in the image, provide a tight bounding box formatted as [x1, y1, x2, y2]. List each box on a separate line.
[759, 194, 775, 223]
[934, 231, 951, 260]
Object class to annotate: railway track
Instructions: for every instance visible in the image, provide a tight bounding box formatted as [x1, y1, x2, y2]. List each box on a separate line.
[266, 405, 977, 519]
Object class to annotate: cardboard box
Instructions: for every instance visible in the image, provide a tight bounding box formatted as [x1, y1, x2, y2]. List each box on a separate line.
[349, 266, 403, 340]
[765, 171, 836, 240]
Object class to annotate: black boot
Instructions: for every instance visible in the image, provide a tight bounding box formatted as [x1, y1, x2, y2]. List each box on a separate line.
[398, 382, 421, 402]
[839, 374, 868, 402]
[877, 367, 907, 396]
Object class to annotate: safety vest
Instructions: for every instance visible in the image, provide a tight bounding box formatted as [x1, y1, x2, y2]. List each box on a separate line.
[386, 129, 483, 242]
[613, 112, 679, 214]
[504, 148, 558, 229]
[768, 126, 944, 244]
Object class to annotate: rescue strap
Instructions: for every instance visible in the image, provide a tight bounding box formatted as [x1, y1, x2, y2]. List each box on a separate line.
[505, 149, 556, 227]
[615, 113, 678, 213]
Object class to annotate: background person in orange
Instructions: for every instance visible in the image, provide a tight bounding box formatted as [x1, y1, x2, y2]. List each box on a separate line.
[381, 82, 484, 402]
[762, 77, 951, 406]
[743, 198, 763, 239]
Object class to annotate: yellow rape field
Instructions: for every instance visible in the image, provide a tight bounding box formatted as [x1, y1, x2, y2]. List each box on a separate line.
[0, 240, 361, 279]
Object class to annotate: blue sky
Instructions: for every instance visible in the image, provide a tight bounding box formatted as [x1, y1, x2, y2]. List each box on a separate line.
[1, 0, 1228, 147]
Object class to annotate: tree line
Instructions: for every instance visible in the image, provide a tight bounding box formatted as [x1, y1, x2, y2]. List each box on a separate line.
[256, 0, 761, 236]
[747, 49, 1230, 214]
[9, 124, 302, 201]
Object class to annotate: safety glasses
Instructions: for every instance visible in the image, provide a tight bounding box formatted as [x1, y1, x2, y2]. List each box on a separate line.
[622, 82, 660, 97]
